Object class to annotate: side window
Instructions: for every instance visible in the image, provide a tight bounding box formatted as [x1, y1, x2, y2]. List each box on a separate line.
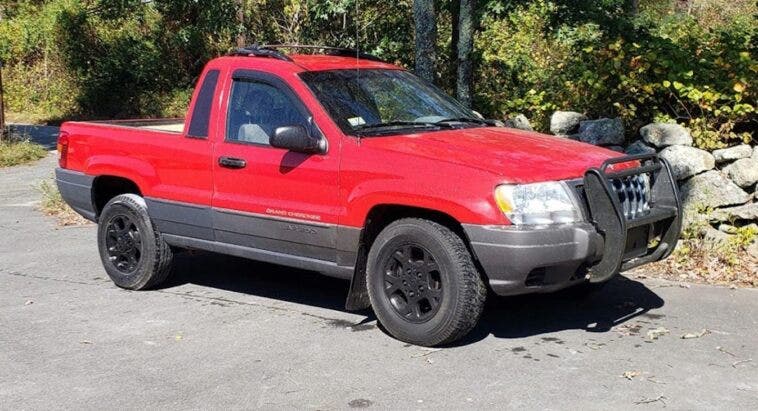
[226, 79, 309, 145]
[187, 69, 219, 138]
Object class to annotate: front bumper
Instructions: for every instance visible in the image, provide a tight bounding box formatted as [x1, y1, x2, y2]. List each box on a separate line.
[465, 154, 682, 296]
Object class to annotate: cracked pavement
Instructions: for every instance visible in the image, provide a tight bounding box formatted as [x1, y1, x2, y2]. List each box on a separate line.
[1, 153, 757, 409]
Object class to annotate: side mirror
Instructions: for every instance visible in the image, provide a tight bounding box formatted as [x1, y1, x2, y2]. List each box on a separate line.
[270, 125, 324, 154]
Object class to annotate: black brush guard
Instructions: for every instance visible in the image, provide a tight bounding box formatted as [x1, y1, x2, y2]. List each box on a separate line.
[583, 153, 682, 283]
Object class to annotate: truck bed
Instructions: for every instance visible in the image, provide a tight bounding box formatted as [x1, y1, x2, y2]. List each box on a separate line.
[87, 118, 185, 133]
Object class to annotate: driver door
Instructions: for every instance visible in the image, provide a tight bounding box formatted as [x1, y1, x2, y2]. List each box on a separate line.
[212, 70, 340, 262]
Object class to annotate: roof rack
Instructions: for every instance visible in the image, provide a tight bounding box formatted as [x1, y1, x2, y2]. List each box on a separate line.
[231, 44, 293, 61]
[230, 44, 385, 63]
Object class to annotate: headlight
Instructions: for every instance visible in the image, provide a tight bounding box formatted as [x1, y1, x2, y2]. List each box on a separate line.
[494, 181, 582, 225]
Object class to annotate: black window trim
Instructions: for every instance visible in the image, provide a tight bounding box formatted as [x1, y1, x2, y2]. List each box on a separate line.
[186, 69, 220, 139]
[224, 69, 326, 152]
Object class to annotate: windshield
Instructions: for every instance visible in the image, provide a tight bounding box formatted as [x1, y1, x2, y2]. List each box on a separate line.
[300, 69, 480, 136]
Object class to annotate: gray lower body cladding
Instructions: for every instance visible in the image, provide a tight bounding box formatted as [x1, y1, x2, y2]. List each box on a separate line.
[55, 168, 96, 221]
[464, 223, 604, 296]
[144, 198, 359, 280]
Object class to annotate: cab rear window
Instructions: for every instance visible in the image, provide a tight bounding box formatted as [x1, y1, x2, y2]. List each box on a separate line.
[187, 70, 220, 138]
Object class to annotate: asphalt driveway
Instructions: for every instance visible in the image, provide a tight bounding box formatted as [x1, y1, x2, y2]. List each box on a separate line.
[1, 153, 757, 409]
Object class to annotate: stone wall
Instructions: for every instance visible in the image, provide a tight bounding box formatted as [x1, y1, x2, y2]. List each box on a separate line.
[508, 112, 757, 249]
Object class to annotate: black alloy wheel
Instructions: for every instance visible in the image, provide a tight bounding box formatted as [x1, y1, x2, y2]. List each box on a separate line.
[383, 244, 443, 323]
[104, 214, 143, 273]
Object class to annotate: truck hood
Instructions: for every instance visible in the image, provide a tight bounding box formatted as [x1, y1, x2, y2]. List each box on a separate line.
[362, 126, 626, 183]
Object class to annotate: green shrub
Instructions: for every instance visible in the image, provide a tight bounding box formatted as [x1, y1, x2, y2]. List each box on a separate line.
[474, 0, 756, 145]
[0, 0, 755, 150]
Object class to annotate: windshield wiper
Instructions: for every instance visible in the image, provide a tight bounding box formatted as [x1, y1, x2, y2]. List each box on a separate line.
[354, 121, 452, 135]
[433, 117, 500, 126]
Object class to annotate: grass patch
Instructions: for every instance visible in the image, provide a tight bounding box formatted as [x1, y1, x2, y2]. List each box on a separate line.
[37, 180, 90, 226]
[0, 134, 48, 167]
[5, 111, 56, 125]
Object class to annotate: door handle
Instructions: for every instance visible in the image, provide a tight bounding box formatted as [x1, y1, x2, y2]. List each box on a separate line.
[218, 156, 247, 169]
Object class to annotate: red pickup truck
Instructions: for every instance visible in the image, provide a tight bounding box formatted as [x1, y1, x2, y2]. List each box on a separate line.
[56, 45, 682, 346]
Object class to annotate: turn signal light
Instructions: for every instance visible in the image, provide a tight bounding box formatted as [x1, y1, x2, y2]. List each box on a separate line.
[57, 131, 69, 169]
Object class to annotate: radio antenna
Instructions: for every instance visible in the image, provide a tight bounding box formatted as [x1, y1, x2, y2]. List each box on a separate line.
[355, 0, 360, 63]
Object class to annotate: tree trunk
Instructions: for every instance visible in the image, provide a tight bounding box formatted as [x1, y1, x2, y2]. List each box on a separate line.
[456, 0, 475, 107]
[629, 0, 639, 15]
[450, 1, 460, 76]
[0, 61, 5, 142]
[235, 0, 246, 48]
[413, 0, 437, 83]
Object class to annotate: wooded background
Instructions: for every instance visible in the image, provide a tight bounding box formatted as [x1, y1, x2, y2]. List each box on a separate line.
[0, 0, 755, 147]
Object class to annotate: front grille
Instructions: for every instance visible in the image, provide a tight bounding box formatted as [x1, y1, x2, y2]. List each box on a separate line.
[611, 174, 651, 220]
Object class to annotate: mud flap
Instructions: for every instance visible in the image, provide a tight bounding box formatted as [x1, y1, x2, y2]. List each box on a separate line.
[345, 248, 371, 311]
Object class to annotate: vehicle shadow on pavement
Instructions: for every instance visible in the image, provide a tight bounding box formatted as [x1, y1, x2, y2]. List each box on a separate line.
[456, 276, 665, 346]
[160, 251, 359, 315]
[161, 251, 664, 346]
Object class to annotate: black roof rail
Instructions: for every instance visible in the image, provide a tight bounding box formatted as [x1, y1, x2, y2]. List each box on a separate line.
[230, 44, 293, 61]
[230, 44, 386, 63]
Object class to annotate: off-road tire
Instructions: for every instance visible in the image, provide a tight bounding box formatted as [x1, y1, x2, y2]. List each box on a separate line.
[366, 218, 486, 346]
[97, 194, 173, 290]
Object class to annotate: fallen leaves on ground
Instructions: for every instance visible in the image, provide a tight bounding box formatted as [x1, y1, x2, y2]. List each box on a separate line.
[646, 327, 670, 340]
[613, 323, 643, 337]
[584, 341, 606, 350]
[411, 348, 441, 358]
[716, 346, 737, 357]
[732, 359, 753, 368]
[681, 329, 710, 339]
[634, 395, 666, 405]
[622, 370, 641, 380]
[636, 237, 758, 288]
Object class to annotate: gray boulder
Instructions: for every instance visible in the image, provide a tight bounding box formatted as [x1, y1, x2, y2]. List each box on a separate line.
[504, 114, 533, 131]
[659, 145, 715, 180]
[749, 242, 758, 259]
[573, 118, 625, 146]
[753, 145, 758, 160]
[722, 158, 758, 188]
[710, 203, 758, 223]
[682, 207, 709, 230]
[713, 144, 753, 163]
[640, 123, 693, 147]
[550, 111, 586, 136]
[680, 170, 750, 211]
[718, 223, 739, 234]
[625, 140, 656, 155]
[703, 226, 731, 244]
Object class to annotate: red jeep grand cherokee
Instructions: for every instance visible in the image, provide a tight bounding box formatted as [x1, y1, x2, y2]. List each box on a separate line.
[56, 45, 682, 346]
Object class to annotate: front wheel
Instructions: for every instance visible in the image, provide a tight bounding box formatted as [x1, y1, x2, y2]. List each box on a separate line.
[366, 219, 486, 346]
[97, 194, 173, 290]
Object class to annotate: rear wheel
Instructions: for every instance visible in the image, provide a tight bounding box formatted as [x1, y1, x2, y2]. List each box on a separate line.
[366, 218, 486, 346]
[97, 194, 173, 290]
